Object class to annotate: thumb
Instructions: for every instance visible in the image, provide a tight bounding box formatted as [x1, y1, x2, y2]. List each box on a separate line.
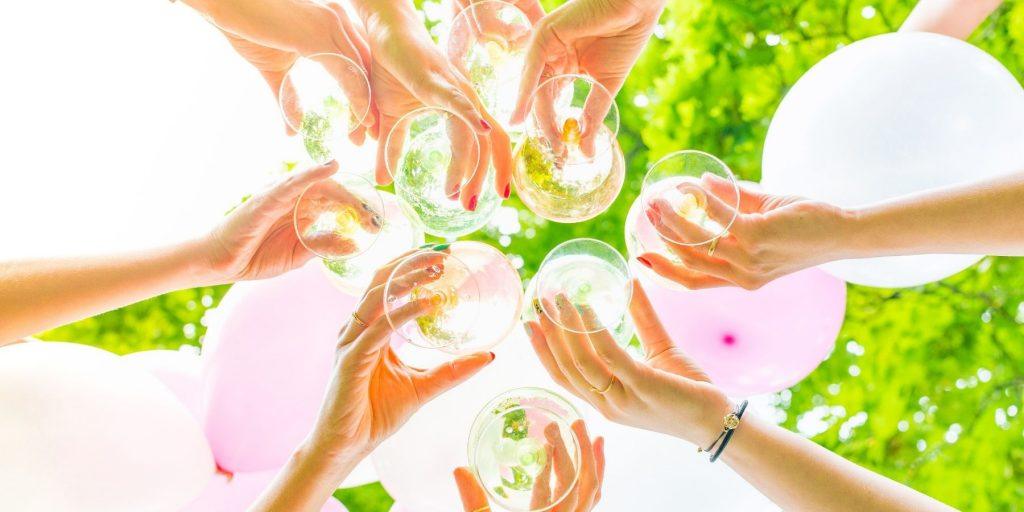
[415, 351, 495, 404]
[454, 467, 490, 512]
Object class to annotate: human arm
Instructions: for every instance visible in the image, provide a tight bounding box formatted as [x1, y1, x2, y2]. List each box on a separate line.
[0, 161, 381, 344]
[900, 0, 1004, 39]
[251, 251, 494, 511]
[638, 171, 1024, 290]
[524, 279, 956, 511]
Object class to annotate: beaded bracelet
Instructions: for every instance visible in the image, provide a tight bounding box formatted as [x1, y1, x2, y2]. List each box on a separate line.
[696, 399, 749, 463]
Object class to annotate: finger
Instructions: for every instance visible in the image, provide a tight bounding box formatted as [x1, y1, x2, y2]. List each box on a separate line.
[627, 280, 676, 359]
[529, 444, 554, 509]
[662, 243, 745, 285]
[579, 87, 614, 159]
[298, 178, 383, 234]
[536, 299, 594, 396]
[341, 262, 446, 346]
[648, 198, 717, 245]
[377, 115, 403, 186]
[571, 420, 599, 512]
[454, 467, 491, 512]
[311, 53, 374, 133]
[525, 321, 585, 400]
[460, 132, 490, 211]
[510, 25, 548, 125]
[702, 187, 742, 234]
[413, 351, 495, 403]
[368, 248, 448, 290]
[575, 304, 638, 382]
[269, 70, 302, 136]
[637, 252, 733, 290]
[447, 116, 477, 201]
[701, 173, 765, 214]
[552, 294, 615, 392]
[270, 160, 339, 199]
[592, 436, 605, 505]
[429, 84, 490, 135]
[489, 123, 514, 199]
[546, 422, 579, 512]
[514, 0, 546, 24]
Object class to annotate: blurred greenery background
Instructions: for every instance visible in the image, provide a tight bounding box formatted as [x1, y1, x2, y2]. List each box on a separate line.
[40, 0, 1024, 510]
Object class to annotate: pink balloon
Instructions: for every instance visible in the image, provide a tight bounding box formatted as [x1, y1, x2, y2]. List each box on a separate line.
[641, 268, 846, 396]
[184, 470, 346, 511]
[201, 261, 358, 472]
[122, 349, 203, 420]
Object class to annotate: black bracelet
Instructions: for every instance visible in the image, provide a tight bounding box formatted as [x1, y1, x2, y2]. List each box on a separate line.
[709, 399, 748, 463]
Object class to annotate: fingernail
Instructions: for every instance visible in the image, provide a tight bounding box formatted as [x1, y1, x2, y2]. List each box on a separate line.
[468, 195, 478, 211]
[371, 215, 383, 228]
[447, 186, 461, 200]
[433, 243, 451, 251]
[645, 208, 657, 225]
[419, 243, 435, 248]
[503, 183, 511, 199]
[555, 294, 570, 308]
[637, 256, 653, 269]
[360, 201, 372, 212]
[480, 119, 491, 131]
[523, 323, 533, 338]
[488, 351, 496, 362]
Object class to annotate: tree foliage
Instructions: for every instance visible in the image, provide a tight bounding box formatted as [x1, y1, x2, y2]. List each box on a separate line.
[41, 0, 1024, 510]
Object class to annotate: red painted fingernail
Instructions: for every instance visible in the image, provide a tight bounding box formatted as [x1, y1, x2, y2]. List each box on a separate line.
[480, 119, 492, 131]
[488, 352, 496, 361]
[645, 209, 657, 224]
[637, 256, 653, 269]
[503, 183, 511, 199]
[468, 195, 478, 211]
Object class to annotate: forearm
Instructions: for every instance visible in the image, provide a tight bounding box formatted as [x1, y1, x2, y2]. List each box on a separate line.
[838, 171, 1024, 258]
[250, 442, 360, 512]
[0, 239, 211, 343]
[720, 416, 954, 511]
[899, 0, 1003, 39]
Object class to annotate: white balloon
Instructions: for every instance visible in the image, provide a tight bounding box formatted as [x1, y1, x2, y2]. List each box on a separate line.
[762, 32, 1024, 288]
[372, 333, 775, 511]
[122, 348, 204, 420]
[0, 342, 215, 512]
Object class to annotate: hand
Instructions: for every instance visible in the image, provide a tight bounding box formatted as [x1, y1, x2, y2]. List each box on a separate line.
[304, 251, 495, 470]
[185, 0, 376, 138]
[511, 0, 665, 151]
[355, 1, 514, 209]
[525, 280, 732, 447]
[639, 174, 851, 290]
[200, 160, 382, 283]
[454, 420, 605, 512]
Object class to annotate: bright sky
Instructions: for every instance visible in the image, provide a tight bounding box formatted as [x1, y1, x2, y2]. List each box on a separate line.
[0, 1, 376, 258]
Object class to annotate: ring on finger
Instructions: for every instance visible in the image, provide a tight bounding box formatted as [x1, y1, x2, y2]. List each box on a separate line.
[707, 237, 719, 257]
[351, 311, 368, 328]
[590, 376, 616, 395]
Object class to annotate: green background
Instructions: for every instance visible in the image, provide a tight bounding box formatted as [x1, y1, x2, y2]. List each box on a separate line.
[40, 0, 1024, 510]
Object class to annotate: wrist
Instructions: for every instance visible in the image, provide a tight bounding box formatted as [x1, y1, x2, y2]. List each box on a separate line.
[832, 204, 874, 260]
[293, 438, 366, 485]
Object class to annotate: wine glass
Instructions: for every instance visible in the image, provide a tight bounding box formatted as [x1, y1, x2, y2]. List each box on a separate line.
[447, 0, 532, 129]
[468, 387, 581, 512]
[523, 239, 636, 355]
[511, 74, 625, 223]
[383, 241, 523, 355]
[293, 172, 384, 262]
[386, 107, 501, 238]
[279, 53, 372, 164]
[626, 150, 740, 289]
[321, 190, 425, 296]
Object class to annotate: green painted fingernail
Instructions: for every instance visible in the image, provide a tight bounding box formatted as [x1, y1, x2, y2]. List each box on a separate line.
[418, 243, 435, 249]
[433, 243, 451, 251]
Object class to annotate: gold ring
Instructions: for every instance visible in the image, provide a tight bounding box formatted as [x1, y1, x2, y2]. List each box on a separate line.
[707, 237, 719, 257]
[350, 311, 368, 328]
[471, 507, 491, 512]
[590, 376, 616, 394]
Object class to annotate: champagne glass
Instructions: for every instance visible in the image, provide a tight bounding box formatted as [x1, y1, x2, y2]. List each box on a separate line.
[386, 107, 501, 238]
[626, 150, 740, 289]
[447, 0, 532, 129]
[511, 74, 625, 223]
[468, 387, 581, 512]
[293, 172, 384, 262]
[279, 53, 372, 164]
[321, 190, 425, 296]
[384, 241, 523, 355]
[523, 239, 636, 355]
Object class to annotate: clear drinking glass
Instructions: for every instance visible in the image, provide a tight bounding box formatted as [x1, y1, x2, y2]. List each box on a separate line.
[386, 107, 501, 238]
[383, 241, 523, 355]
[468, 387, 581, 512]
[523, 239, 635, 353]
[279, 53, 372, 164]
[626, 150, 740, 289]
[293, 172, 384, 261]
[447, 0, 532, 129]
[511, 74, 625, 223]
[321, 190, 425, 296]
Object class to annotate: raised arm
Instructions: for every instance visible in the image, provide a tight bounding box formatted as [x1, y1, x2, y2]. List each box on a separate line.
[638, 170, 1024, 290]
[525, 280, 955, 511]
[900, 0, 1004, 39]
[0, 161, 382, 344]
